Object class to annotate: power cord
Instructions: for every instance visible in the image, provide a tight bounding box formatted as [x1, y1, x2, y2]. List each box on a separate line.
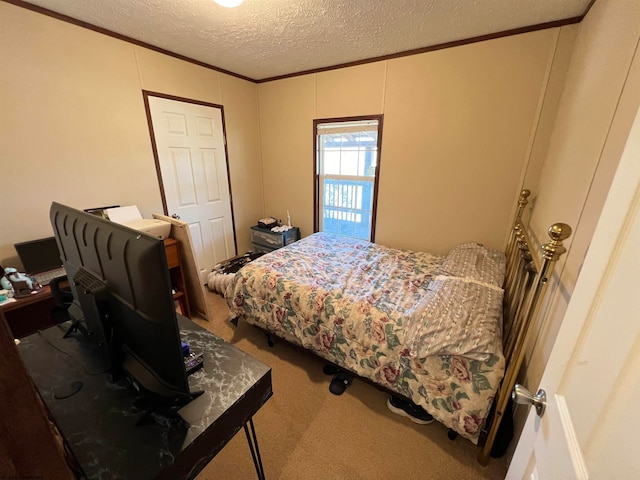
[38, 328, 111, 376]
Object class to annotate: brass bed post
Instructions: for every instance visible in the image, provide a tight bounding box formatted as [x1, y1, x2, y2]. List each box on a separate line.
[503, 190, 533, 345]
[504, 223, 523, 312]
[505, 190, 530, 283]
[478, 222, 571, 465]
[504, 261, 537, 361]
[504, 223, 542, 356]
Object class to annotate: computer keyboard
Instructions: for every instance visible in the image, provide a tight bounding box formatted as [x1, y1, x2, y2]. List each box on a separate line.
[33, 267, 67, 286]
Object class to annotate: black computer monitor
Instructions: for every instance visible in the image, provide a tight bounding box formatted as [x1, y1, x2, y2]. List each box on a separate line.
[49, 202, 195, 403]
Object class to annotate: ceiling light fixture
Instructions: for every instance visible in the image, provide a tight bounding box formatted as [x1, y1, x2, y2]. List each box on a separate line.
[213, 0, 243, 7]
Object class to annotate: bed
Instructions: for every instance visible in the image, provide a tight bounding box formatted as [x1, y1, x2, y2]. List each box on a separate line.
[224, 190, 571, 462]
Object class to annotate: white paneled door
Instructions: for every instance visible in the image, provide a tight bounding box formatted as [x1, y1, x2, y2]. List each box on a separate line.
[147, 95, 236, 283]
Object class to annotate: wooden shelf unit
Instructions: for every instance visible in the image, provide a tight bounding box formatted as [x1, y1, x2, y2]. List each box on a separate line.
[164, 238, 190, 317]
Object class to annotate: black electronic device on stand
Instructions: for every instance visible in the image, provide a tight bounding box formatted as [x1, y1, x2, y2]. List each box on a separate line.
[50, 202, 204, 422]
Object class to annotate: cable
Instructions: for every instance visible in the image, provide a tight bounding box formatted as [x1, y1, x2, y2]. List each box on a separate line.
[38, 329, 111, 376]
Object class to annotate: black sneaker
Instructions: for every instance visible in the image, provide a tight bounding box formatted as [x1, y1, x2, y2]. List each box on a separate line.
[387, 395, 434, 425]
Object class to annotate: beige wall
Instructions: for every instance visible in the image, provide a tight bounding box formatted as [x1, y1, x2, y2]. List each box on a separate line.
[521, 26, 579, 199]
[258, 29, 566, 254]
[0, 2, 263, 265]
[257, 75, 317, 238]
[508, 0, 640, 455]
[523, 0, 640, 386]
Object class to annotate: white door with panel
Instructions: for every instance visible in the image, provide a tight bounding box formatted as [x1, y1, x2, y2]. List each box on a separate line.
[148, 96, 236, 283]
[507, 107, 640, 479]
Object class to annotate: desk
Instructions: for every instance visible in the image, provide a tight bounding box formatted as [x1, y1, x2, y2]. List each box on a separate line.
[1, 286, 56, 338]
[18, 315, 272, 479]
[2, 239, 188, 340]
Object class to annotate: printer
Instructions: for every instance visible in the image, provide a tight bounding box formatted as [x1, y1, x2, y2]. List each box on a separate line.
[105, 206, 172, 240]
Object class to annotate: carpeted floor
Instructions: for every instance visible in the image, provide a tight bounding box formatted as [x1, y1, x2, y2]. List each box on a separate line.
[193, 292, 508, 480]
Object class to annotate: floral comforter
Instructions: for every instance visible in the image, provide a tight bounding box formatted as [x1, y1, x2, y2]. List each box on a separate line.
[225, 233, 505, 443]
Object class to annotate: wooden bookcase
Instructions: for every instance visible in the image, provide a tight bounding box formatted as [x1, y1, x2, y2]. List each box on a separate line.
[164, 238, 190, 317]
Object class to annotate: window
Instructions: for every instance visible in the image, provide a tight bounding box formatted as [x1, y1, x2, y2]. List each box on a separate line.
[314, 116, 383, 241]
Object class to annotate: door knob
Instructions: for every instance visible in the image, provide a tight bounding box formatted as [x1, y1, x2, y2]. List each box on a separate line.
[512, 384, 547, 417]
[171, 213, 181, 219]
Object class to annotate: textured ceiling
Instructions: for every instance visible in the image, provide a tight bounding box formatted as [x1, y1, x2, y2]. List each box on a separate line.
[19, 0, 592, 81]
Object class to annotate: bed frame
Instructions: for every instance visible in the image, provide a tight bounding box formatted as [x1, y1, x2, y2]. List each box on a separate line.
[229, 188, 569, 462]
[478, 189, 571, 464]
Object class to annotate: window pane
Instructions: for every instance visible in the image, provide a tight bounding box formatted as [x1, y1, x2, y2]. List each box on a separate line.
[316, 118, 380, 241]
[340, 149, 359, 176]
[320, 177, 373, 240]
[323, 149, 341, 175]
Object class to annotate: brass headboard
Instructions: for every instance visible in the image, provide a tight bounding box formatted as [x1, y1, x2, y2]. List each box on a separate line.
[478, 189, 571, 464]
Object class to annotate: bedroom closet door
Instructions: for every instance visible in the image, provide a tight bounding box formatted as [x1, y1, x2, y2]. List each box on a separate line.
[506, 106, 640, 479]
[146, 94, 236, 283]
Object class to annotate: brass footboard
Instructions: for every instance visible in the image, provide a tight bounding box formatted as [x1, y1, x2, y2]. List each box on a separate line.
[478, 189, 571, 465]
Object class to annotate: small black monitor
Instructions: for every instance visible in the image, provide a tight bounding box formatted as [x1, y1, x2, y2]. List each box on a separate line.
[49, 202, 195, 402]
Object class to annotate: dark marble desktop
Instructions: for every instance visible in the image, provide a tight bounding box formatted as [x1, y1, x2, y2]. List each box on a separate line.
[18, 315, 272, 480]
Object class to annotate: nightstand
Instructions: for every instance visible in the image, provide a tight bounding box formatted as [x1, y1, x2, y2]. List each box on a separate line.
[250, 226, 300, 253]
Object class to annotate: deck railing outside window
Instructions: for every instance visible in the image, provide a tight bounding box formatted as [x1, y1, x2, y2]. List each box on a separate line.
[321, 178, 373, 240]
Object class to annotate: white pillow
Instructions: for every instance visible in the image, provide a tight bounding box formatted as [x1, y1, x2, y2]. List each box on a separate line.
[439, 243, 506, 288]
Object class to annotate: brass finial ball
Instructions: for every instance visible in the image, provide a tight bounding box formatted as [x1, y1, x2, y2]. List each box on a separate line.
[548, 223, 572, 242]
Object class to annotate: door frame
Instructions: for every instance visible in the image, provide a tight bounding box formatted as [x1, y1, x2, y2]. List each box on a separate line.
[142, 90, 238, 254]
